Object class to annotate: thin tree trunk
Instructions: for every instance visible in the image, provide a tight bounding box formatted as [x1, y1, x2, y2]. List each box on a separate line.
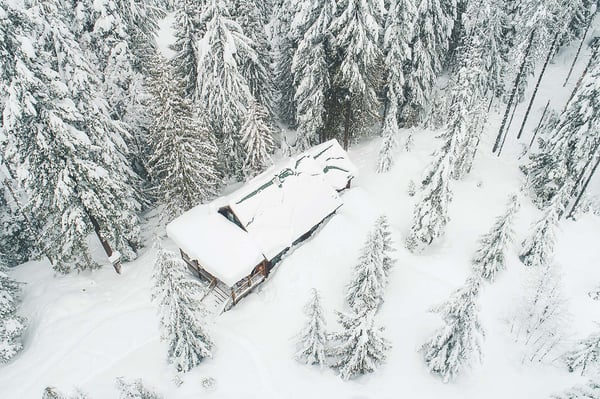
[517, 33, 559, 140]
[343, 98, 351, 151]
[563, 16, 593, 87]
[498, 100, 519, 156]
[493, 29, 536, 153]
[567, 153, 600, 219]
[528, 100, 551, 150]
[563, 47, 597, 113]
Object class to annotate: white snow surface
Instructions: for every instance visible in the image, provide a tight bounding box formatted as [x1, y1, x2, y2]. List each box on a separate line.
[1, 18, 600, 399]
[166, 205, 266, 287]
[304, 139, 358, 191]
[227, 154, 343, 261]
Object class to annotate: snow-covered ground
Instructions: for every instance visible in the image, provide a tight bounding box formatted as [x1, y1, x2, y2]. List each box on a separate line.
[2, 17, 600, 399]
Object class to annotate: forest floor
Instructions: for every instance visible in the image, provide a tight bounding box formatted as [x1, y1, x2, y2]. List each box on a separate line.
[1, 16, 600, 399]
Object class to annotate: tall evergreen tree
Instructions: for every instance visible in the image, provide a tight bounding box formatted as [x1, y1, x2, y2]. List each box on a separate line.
[330, 308, 391, 380]
[147, 59, 220, 219]
[346, 225, 387, 312]
[295, 288, 328, 367]
[376, 0, 416, 172]
[402, 0, 457, 125]
[170, 0, 205, 99]
[152, 249, 213, 372]
[4, 0, 141, 272]
[240, 100, 275, 177]
[420, 277, 484, 383]
[519, 186, 566, 267]
[232, 0, 276, 116]
[373, 215, 395, 279]
[330, 0, 384, 141]
[472, 195, 520, 282]
[0, 263, 25, 363]
[196, 0, 256, 177]
[291, 0, 336, 150]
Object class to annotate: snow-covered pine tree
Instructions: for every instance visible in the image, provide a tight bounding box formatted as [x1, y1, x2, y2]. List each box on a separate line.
[376, 0, 416, 173]
[116, 377, 162, 399]
[330, 0, 384, 141]
[402, 0, 457, 125]
[420, 277, 484, 383]
[0, 180, 35, 266]
[511, 262, 569, 363]
[405, 129, 460, 252]
[147, 58, 219, 219]
[196, 0, 256, 177]
[291, 0, 336, 151]
[346, 226, 387, 312]
[552, 380, 600, 399]
[241, 100, 275, 178]
[472, 194, 520, 282]
[232, 0, 276, 116]
[519, 190, 565, 267]
[563, 329, 600, 375]
[373, 215, 395, 279]
[171, 0, 205, 99]
[0, 263, 25, 363]
[4, 0, 141, 272]
[295, 288, 328, 367]
[152, 249, 213, 372]
[525, 40, 600, 207]
[273, 0, 301, 126]
[330, 308, 391, 380]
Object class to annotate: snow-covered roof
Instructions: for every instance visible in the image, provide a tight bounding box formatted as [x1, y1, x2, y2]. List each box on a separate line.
[304, 139, 358, 191]
[166, 139, 355, 287]
[166, 205, 265, 287]
[226, 155, 343, 260]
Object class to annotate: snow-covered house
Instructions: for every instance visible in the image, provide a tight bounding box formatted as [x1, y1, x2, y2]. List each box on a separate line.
[167, 139, 356, 309]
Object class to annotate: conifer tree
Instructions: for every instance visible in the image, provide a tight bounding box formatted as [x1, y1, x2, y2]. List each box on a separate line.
[171, 0, 205, 99]
[346, 226, 387, 311]
[232, 0, 275, 116]
[272, 0, 300, 126]
[330, 0, 384, 140]
[405, 129, 460, 252]
[116, 377, 162, 399]
[472, 195, 520, 282]
[519, 191, 564, 267]
[420, 277, 484, 383]
[241, 100, 275, 178]
[152, 249, 213, 372]
[564, 330, 600, 375]
[291, 0, 336, 150]
[373, 215, 395, 278]
[295, 288, 328, 367]
[512, 262, 569, 363]
[376, 0, 416, 172]
[147, 59, 219, 218]
[196, 0, 256, 177]
[0, 263, 25, 363]
[4, 0, 141, 272]
[330, 308, 391, 380]
[402, 0, 457, 125]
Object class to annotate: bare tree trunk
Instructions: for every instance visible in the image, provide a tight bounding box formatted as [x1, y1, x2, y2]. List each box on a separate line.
[493, 29, 536, 153]
[563, 47, 597, 113]
[517, 33, 559, 140]
[497, 100, 519, 156]
[563, 15, 593, 87]
[528, 100, 551, 150]
[567, 153, 600, 219]
[343, 98, 351, 151]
